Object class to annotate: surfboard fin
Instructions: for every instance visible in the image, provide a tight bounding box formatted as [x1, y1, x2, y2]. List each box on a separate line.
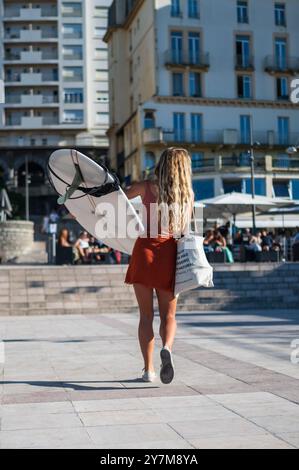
[57, 165, 84, 205]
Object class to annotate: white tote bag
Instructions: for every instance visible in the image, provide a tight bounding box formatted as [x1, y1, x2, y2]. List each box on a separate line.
[174, 220, 214, 296]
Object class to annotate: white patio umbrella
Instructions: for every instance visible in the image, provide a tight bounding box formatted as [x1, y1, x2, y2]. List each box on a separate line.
[200, 192, 293, 230]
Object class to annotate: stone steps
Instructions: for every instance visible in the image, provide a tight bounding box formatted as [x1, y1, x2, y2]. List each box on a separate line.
[0, 263, 299, 315]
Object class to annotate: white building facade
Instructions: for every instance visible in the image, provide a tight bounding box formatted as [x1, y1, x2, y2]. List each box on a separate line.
[105, 0, 299, 203]
[0, 0, 111, 214]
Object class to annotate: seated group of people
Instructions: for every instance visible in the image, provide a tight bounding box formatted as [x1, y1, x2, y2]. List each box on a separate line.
[234, 229, 282, 253]
[58, 229, 121, 265]
[203, 226, 285, 263]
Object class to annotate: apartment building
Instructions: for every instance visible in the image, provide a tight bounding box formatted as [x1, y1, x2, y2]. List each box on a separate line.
[104, 0, 299, 205]
[0, 0, 111, 214]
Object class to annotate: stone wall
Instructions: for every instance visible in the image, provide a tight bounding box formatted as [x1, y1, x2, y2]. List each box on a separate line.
[0, 221, 34, 263]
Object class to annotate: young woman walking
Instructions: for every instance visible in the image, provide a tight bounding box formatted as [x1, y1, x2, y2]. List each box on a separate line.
[125, 147, 194, 384]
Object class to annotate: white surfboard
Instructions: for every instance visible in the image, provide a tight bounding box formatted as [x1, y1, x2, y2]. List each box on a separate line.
[48, 149, 144, 255]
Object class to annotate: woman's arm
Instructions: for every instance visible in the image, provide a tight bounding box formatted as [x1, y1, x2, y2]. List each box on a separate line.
[124, 181, 146, 200]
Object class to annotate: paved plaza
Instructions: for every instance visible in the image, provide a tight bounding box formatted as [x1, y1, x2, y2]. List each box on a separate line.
[0, 309, 299, 449]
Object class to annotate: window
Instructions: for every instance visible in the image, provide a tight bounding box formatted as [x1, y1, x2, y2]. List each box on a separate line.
[188, 32, 200, 65]
[191, 152, 204, 170]
[95, 7, 108, 18]
[191, 113, 202, 142]
[240, 115, 251, 144]
[276, 77, 289, 100]
[193, 179, 214, 200]
[94, 27, 106, 38]
[144, 111, 155, 129]
[189, 72, 201, 97]
[171, 32, 183, 64]
[95, 70, 108, 81]
[292, 180, 299, 200]
[223, 179, 243, 193]
[96, 91, 109, 102]
[63, 110, 83, 123]
[237, 75, 252, 98]
[63, 45, 83, 60]
[63, 67, 83, 82]
[95, 112, 109, 125]
[172, 72, 184, 96]
[62, 2, 82, 17]
[237, 1, 248, 23]
[275, 3, 286, 26]
[245, 178, 266, 196]
[275, 38, 287, 70]
[236, 35, 251, 68]
[173, 113, 185, 142]
[278, 117, 289, 145]
[188, 0, 199, 18]
[273, 180, 290, 198]
[171, 0, 181, 17]
[95, 49, 108, 60]
[62, 23, 82, 39]
[274, 153, 290, 169]
[64, 88, 83, 103]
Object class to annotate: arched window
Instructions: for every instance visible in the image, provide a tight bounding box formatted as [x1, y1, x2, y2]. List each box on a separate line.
[144, 111, 155, 129]
[18, 162, 45, 187]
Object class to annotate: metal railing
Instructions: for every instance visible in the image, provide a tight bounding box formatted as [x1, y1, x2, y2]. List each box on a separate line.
[272, 157, 299, 170]
[264, 55, 299, 73]
[5, 52, 58, 61]
[235, 54, 255, 70]
[143, 127, 299, 148]
[164, 51, 210, 69]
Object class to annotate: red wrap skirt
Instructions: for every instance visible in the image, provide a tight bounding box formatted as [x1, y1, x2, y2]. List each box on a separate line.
[125, 236, 177, 293]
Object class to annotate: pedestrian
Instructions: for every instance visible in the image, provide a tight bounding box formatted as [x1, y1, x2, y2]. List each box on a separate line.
[125, 147, 194, 384]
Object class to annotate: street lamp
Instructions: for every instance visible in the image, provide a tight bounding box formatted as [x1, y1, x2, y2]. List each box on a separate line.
[249, 117, 261, 233]
[22, 156, 31, 221]
[286, 146, 299, 155]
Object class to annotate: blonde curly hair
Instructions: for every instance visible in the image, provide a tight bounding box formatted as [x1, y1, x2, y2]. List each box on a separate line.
[155, 147, 194, 235]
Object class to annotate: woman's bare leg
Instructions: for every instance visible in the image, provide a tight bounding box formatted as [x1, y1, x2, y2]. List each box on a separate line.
[156, 289, 178, 350]
[133, 284, 155, 372]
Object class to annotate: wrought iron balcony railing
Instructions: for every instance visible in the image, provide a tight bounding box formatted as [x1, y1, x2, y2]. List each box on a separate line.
[235, 54, 255, 70]
[264, 55, 299, 74]
[165, 51, 210, 69]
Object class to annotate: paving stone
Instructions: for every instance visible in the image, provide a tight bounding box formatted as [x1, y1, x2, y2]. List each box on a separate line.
[0, 427, 93, 449]
[189, 434, 294, 449]
[86, 423, 182, 446]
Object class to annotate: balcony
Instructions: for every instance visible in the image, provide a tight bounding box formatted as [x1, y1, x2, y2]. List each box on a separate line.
[5, 115, 59, 128]
[5, 94, 59, 106]
[235, 54, 255, 71]
[143, 128, 163, 144]
[5, 72, 58, 85]
[264, 56, 299, 75]
[192, 158, 216, 173]
[5, 50, 58, 62]
[143, 128, 299, 148]
[272, 156, 299, 170]
[164, 51, 210, 70]
[5, 30, 58, 42]
[4, 6, 58, 20]
[221, 154, 265, 170]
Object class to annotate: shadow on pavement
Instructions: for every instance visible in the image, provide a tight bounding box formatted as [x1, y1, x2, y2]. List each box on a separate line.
[0, 379, 159, 391]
